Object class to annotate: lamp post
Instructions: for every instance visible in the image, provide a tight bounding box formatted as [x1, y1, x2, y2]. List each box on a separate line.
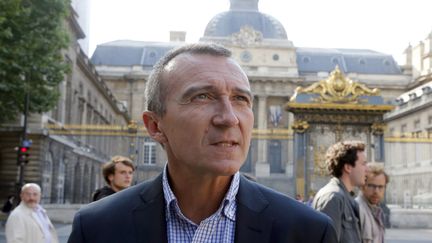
[16, 91, 30, 195]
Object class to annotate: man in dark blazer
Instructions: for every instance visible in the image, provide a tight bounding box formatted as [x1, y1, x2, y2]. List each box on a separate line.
[68, 43, 336, 243]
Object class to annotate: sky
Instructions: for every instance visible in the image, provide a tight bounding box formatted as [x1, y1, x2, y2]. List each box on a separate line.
[88, 0, 432, 64]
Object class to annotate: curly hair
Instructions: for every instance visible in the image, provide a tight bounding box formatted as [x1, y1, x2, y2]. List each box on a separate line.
[326, 141, 366, 177]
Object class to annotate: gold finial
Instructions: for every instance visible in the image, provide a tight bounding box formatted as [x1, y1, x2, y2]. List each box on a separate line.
[291, 120, 310, 133]
[127, 120, 138, 133]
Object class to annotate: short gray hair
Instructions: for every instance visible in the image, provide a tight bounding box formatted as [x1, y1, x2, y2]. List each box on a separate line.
[21, 183, 41, 193]
[144, 43, 232, 116]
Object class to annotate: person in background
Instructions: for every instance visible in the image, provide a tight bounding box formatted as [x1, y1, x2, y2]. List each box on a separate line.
[68, 43, 337, 243]
[306, 192, 315, 207]
[313, 140, 368, 243]
[6, 183, 58, 243]
[1, 195, 15, 214]
[92, 155, 135, 201]
[356, 162, 389, 243]
[295, 194, 304, 203]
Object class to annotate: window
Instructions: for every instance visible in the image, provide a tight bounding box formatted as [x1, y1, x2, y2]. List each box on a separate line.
[389, 127, 395, 136]
[428, 128, 432, 138]
[143, 138, 156, 165]
[414, 120, 420, 129]
[401, 124, 407, 137]
[331, 57, 339, 65]
[412, 131, 421, 138]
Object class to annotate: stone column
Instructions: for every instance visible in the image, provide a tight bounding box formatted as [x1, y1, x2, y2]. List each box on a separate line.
[371, 122, 385, 162]
[292, 120, 310, 197]
[255, 95, 269, 177]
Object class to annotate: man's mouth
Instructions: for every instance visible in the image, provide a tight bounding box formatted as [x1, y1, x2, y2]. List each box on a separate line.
[216, 142, 236, 147]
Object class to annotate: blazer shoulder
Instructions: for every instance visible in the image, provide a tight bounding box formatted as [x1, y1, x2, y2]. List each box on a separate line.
[239, 176, 332, 224]
[78, 174, 163, 217]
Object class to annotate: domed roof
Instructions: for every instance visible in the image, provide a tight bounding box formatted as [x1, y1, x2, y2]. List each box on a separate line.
[204, 0, 287, 40]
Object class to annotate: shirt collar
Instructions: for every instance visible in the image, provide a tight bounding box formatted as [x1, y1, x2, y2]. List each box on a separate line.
[162, 164, 239, 221]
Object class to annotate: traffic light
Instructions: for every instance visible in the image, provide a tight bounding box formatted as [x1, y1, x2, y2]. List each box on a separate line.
[17, 145, 30, 164]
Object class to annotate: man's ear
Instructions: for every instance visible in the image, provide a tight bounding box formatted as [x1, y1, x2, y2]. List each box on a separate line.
[143, 111, 167, 143]
[108, 174, 114, 184]
[343, 163, 352, 175]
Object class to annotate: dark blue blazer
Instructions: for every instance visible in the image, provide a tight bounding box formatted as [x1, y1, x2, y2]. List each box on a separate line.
[68, 174, 337, 243]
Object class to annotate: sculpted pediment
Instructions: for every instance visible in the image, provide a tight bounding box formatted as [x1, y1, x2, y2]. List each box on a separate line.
[231, 26, 263, 47]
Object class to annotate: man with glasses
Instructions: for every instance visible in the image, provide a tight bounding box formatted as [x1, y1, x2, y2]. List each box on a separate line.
[356, 162, 389, 243]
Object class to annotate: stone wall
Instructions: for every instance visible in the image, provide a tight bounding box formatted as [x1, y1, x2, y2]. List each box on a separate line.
[390, 208, 432, 228]
[44, 204, 83, 224]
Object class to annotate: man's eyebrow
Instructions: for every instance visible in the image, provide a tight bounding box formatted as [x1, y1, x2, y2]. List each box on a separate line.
[181, 85, 216, 100]
[181, 85, 253, 100]
[234, 87, 253, 101]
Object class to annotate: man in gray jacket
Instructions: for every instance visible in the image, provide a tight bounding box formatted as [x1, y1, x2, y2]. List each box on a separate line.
[313, 141, 368, 243]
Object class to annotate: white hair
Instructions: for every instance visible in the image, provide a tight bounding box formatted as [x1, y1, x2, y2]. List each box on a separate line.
[21, 183, 41, 193]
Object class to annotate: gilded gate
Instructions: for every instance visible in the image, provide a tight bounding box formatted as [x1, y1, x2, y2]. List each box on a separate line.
[285, 66, 394, 197]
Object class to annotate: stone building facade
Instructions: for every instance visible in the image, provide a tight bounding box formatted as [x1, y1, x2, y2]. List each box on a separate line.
[384, 31, 432, 207]
[3, 0, 430, 206]
[0, 4, 134, 203]
[90, 0, 412, 196]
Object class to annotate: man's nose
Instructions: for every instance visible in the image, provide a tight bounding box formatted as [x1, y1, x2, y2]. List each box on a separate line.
[212, 99, 239, 127]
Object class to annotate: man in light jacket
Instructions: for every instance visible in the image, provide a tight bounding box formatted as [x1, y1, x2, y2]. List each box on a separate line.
[6, 183, 58, 243]
[356, 162, 388, 243]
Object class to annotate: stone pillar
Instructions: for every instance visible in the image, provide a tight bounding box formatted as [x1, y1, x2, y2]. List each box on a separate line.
[255, 95, 269, 177]
[372, 122, 385, 162]
[292, 120, 310, 197]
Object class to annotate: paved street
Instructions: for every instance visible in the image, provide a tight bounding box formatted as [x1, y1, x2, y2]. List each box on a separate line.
[1, 223, 432, 243]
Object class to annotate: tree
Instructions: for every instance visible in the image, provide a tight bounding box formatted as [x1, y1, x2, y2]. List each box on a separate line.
[0, 0, 70, 123]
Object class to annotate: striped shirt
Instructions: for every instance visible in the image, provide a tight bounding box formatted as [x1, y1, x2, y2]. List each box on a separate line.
[162, 166, 239, 243]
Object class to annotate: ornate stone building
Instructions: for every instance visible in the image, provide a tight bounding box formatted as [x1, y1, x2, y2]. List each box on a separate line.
[384, 31, 432, 207]
[3, 0, 430, 206]
[90, 0, 411, 196]
[0, 3, 134, 203]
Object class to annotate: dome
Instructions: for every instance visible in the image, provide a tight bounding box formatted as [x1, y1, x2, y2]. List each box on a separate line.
[204, 0, 288, 40]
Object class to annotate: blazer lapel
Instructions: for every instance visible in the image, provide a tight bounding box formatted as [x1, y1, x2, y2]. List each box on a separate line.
[235, 176, 273, 243]
[132, 174, 168, 243]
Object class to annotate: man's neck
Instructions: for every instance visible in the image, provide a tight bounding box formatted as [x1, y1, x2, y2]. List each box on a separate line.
[168, 170, 233, 224]
[339, 174, 354, 192]
[109, 184, 120, 192]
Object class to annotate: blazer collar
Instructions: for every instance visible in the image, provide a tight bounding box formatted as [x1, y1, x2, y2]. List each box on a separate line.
[235, 175, 273, 243]
[131, 174, 274, 243]
[132, 174, 167, 243]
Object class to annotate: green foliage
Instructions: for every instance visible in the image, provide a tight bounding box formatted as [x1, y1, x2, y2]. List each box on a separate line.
[0, 0, 70, 123]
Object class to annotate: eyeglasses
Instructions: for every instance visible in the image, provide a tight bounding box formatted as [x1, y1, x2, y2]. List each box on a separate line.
[366, 183, 385, 191]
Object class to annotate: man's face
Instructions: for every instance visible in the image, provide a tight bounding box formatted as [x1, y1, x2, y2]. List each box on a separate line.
[349, 151, 368, 187]
[108, 162, 134, 191]
[146, 53, 254, 178]
[362, 173, 386, 205]
[20, 186, 41, 209]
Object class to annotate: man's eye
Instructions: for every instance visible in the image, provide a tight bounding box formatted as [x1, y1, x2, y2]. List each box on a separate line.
[234, 95, 250, 103]
[195, 94, 209, 100]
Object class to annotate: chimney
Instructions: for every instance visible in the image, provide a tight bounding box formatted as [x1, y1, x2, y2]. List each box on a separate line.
[170, 31, 186, 42]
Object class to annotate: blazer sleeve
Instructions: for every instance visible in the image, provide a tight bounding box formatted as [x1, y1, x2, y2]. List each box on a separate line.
[67, 211, 85, 243]
[315, 194, 344, 241]
[321, 219, 338, 243]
